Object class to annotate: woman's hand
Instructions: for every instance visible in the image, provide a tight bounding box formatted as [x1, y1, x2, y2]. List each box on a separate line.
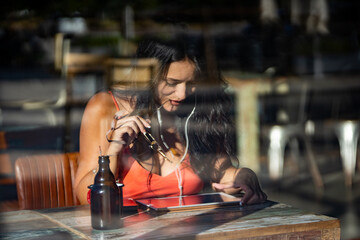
[212, 168, 267, 205]
[107, 111, 151, 148]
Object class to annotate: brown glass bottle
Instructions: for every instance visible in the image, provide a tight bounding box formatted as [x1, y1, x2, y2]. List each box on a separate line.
[89, 155, 122, 230]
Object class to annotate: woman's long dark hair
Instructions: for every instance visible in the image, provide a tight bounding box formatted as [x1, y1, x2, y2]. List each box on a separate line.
[114, 36, 237, 184]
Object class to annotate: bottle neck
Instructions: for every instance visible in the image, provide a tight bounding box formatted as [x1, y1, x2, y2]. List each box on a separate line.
[98, 157, 110, 170]
[94, 156, 115, 184]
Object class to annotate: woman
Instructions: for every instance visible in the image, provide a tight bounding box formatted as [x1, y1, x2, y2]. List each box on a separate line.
[74, 37, 267, 205]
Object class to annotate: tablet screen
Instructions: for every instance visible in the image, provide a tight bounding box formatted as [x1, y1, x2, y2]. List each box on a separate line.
[135, 192, 242, 212]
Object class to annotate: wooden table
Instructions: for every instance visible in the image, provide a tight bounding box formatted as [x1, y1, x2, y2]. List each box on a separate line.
[0, 200, 340, 239]
[226, 77, 271, 172]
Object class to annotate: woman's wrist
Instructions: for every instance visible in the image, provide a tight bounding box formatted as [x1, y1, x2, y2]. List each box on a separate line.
[106, 142, 125, 156]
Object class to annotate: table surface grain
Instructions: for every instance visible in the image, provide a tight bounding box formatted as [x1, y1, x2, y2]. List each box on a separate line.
[0, 200, 340, 240]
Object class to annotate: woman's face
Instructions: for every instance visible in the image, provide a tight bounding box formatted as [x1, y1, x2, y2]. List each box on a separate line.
[156, 58, 196, 112]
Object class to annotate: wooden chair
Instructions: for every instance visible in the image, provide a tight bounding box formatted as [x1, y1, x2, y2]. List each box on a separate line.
[61, 45, 108, 152]
[14, 152, 80, 210]
[62, 51, 109, 105]
[54, 33, 65, 72]
[105, 58, 159, 89]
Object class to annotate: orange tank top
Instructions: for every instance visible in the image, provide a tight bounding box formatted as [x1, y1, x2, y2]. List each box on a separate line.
[108, 91, 204, 203]
[121, 154, 204, 201]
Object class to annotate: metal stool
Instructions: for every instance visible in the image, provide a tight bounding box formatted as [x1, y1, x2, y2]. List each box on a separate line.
[333, 120, 359, 187]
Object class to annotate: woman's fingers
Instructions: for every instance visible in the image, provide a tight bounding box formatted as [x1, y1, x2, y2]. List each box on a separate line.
[212, 182, 235, 190]
[110, 115, 151, 145]
[212, 180, 267, 205]
[119, 126, 138, 144]
[114, 110, 128, 120]
[239, 184, 267, 205]
[243, 191, 268, 205]
[239, 187, 253, 205]
[115, 116, 150, 134]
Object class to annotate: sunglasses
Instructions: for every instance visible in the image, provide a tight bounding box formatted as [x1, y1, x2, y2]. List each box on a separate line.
[142, 130, 172, 163]
[106, 122, 172, 163]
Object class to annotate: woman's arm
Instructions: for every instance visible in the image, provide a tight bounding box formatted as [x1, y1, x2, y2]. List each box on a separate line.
[74, 91, 151, 204]
[212, 158, 267, 205]
[74, 92, 118, 204]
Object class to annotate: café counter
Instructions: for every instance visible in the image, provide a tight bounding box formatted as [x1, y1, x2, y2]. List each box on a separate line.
[0, 200, 340, 239]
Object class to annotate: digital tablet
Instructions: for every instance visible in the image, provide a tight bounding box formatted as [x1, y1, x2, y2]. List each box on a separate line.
[135, 192, 242, 212]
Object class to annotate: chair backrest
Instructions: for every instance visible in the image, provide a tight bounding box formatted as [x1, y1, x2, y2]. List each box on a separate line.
[14, 152, 80, 210]
[54, 33, 65, 72]
[105, 58, 159, 89]
[61, 51, 109, 106]
[62, 52, 109, 78]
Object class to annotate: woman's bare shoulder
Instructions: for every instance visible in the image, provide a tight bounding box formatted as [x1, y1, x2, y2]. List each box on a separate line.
[88, 91, 113, 105]
[83, 91, 115, 117]
[84, 91, 133, 117]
